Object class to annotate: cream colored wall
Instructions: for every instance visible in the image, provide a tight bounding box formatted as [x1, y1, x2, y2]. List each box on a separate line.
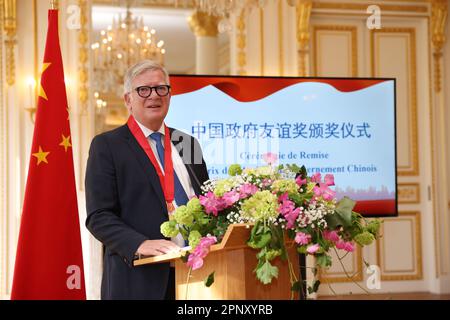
[311, 16, 433, 294]
[446, 3, 450, 283]
[228, 0, 450, 296]
[1, 0, 449, 299]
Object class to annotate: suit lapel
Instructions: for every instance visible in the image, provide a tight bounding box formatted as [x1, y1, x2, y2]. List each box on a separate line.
[122, 126, 167, 214]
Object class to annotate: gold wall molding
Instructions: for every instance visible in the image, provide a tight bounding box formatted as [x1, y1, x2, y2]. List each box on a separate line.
[78, 0, 88, 115]
[78, 0, 89, 192]
[371, 28, 419, 176]
[260, 8, 264, 76]
[33, 0, 37, 99]
[0, 0, 8, 297]
[3, 0, 16, 86]
[278, 0, 284, 76]
[236, 10, 246, 75]
[24, 0, 38, 124]
[427, 19, 440, 278]
[319, 246, 364, 283]
[312, 2, 428, 13]
[312, 25, 358, 77]
[428, 5, 448, 278]
[187, 11, 219, 37]
[376, 211, 423, 281]
[296, 0, 312, 76]
[398, 183, 421, 204]
[430, 0, 448, 92]
[311, 12, 430, 18]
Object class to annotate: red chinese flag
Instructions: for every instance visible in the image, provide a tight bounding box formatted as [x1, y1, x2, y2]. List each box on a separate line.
[11, 9, 86, 300]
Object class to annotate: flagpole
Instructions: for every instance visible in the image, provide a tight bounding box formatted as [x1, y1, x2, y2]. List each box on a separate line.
[50, 0, 58, 10]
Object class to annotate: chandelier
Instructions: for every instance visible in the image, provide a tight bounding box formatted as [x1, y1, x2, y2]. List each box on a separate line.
[91, 4, 166, 98]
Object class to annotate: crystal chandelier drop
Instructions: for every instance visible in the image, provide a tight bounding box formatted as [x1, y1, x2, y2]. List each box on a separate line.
[91, 4, 166, 97]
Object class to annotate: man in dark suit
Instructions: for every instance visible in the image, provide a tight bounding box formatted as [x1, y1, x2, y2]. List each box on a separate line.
[85, 60, 209, 300]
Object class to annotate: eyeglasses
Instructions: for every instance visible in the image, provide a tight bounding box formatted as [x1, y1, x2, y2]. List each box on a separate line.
[134, 85, 171, 98]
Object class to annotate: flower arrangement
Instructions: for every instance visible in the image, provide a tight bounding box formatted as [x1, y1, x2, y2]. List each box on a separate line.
[161, 153, 381, 295]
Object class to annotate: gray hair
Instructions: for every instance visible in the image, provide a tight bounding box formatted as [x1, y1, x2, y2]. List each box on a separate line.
[123, 60, 170, 94]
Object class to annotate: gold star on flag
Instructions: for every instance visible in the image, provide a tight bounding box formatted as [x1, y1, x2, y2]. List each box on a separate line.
[38, 63, 51, 101]
[59, 134, 72, 152]
[32, 146, 50, 165]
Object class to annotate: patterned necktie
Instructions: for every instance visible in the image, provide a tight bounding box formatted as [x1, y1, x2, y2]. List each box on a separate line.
[149, 132, 189, 207]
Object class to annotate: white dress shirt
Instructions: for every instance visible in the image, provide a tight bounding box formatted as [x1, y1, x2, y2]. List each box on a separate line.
[135, 120, 195, 248]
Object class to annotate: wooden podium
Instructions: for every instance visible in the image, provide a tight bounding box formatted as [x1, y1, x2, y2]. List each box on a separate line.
[134, 224, 299, 300]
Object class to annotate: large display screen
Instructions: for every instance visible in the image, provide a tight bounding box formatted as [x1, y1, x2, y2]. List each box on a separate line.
[166, 75, 397, 217]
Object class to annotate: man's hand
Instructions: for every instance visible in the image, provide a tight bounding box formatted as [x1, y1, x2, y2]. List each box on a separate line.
[136, 239, 181, 256]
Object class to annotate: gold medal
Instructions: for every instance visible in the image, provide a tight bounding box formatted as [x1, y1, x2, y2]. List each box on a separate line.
[167, 202, 175, 213]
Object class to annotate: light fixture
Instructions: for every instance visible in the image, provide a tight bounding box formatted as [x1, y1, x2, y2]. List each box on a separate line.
[25, 76, 37, 123]
[91, 2, 166, 97]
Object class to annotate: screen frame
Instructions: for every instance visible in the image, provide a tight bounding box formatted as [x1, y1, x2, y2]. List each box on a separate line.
[169, 74, 398, 218]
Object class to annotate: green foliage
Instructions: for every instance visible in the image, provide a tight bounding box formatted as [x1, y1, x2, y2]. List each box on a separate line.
[354, 231, 375, 246]
[160, 220, 179, 238]
[255, 260, 279, 285]
[247, 221, 272, 249]
[188, 230, 202, 248]
[367, 219, 382, 236]
[228, 164, 243, 176]
[270, 224, 288, 260]
[284, 164, 303, 175]
[204, 272, 215, 287]
[173, 205, 194, 226]
[308, 280, 321, 294]
[241, 191, 279, 220]
[326, 196, 355, 229]
[291, 281, 302, 292]
[316, 254, 332, 268]
[334, 197, 355, 226]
